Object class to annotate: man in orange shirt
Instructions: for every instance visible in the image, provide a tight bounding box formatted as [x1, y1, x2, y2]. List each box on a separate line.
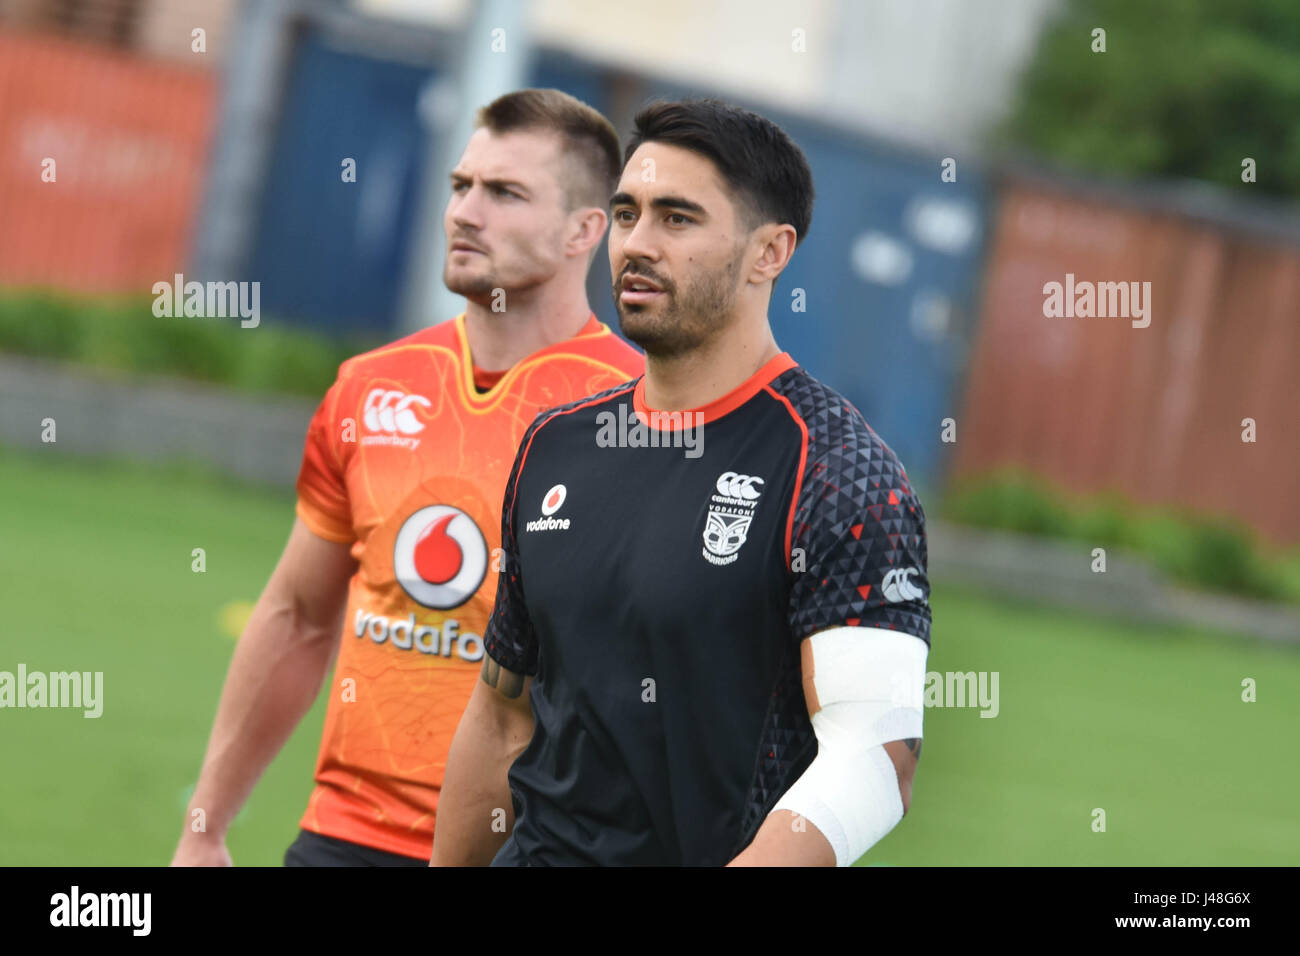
[170, 89, 643, 866]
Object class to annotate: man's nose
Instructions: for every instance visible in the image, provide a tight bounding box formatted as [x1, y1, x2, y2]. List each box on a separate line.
[618, 215, 660, 263]
[451, 184, 486, 229]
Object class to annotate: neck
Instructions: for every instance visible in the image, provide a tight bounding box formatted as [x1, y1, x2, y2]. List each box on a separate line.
[643, 314, 781, 411]
[462, 278, 593, 370]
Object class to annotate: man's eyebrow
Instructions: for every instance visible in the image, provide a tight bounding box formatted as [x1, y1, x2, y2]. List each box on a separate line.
[610, 192, 707, 216]
[450, 172, 530, 193]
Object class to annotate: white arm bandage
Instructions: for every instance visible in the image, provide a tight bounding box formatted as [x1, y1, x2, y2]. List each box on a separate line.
[771, 626, 928, 867]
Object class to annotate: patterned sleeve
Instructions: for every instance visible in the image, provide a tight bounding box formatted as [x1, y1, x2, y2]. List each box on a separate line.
[295, 377, 355, 543]
[482, 414, 546, 676]
[787, 408, 931, 646]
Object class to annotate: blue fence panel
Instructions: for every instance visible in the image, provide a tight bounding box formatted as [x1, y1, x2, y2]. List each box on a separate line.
[530, 52, 612, 128]
[247, 29, 435, 335]
[602, 73, 988, 486]
[245, 38, 987, 487]
[529, 52, 623, 331]
[771, 115, 988, 488]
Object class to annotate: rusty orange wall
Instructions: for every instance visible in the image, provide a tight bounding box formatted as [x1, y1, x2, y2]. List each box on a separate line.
[0, 31, 215, 291]
[952, 178, 1300, 546]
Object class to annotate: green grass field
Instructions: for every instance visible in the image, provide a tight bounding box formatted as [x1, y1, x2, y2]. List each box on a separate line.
[2, 448, 1297, 866]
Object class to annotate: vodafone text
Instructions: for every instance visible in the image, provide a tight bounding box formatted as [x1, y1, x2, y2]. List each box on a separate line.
[525, 484, 571, 533]
[354, 609, 484, 662]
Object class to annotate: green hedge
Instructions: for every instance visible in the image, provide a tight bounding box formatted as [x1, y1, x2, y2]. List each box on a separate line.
[0, 288, 379, 398]
[942, 470, 1300, 605]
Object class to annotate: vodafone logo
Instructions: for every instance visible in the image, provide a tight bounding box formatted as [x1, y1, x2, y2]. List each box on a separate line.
[540, 484, 566, 516]
[364, 388, 431, 435]
[393, 506, 488, 609]
[715, 471, 764, 501]
[525, 483, 570, 533]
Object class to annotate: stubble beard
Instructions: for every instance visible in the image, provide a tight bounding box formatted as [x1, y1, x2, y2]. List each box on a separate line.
[445, 226, 562, 305]
[444, 251, 501, 303]
[616, 252, 745, 359]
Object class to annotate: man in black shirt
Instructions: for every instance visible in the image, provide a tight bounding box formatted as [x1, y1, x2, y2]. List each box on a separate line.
[432, 99, 931, 867]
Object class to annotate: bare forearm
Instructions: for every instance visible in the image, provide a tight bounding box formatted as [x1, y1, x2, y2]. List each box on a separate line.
[730, 739, 918, 867]
[181, 598, 338, 841]
[430, 678, 533, 866]
[727, 811, 836, 866]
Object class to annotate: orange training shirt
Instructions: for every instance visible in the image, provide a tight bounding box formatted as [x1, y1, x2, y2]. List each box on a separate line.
[293, 313, 643, 859]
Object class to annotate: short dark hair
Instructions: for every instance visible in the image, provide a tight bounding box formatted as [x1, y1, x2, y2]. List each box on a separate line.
[624, 98, 814, 245]
[476, 88, 621, 211]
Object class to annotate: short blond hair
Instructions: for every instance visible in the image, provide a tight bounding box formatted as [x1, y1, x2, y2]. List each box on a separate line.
[475, 88, 622, 210]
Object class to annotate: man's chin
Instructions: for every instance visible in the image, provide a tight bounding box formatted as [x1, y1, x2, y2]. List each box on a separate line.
[620, 315, 689, 358]
[615, 296, 665, 326]
[444, 269, 498, 301]
[616, 309, 655, 342]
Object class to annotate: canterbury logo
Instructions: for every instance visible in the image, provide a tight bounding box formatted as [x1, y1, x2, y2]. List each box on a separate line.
[364, 388, 431, 435]
[715, 472, 764, 500]
[881, 567, 925, 603]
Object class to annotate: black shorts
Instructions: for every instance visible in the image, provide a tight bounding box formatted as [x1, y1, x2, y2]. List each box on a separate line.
[283, 829, 427, 867]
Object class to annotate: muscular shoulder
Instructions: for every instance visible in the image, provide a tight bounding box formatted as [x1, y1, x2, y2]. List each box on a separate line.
[521, 377, 641, 446]
[769, 366, 919, 525]
[336, 319, 459, 382]
[558, 324, 645, 380]
[773, 367, 931, 645]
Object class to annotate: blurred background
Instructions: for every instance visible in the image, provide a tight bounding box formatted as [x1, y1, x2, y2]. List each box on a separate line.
[1, 0, 1297, 865]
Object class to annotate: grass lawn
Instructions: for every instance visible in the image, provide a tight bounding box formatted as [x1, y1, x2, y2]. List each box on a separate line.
[1, 449, 1296, 865]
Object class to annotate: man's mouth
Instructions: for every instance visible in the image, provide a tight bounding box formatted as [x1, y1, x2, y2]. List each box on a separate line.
[620, 273, 665, 305]
[451, 240, 486, 255]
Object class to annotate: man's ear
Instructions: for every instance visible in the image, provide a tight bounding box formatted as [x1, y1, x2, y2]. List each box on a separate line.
[748, 223, 798, 286]
[568, 207, 609, 258]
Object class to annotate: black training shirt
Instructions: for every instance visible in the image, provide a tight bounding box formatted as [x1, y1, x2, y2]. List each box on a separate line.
[483, 352, 931, 866]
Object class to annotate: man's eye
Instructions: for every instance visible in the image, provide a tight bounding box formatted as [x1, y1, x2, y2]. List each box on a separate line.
[493, 186, 519, 199]
[614, 209, 636, 223]
[667, 214, 692, 225]
[452, 181, 470, 193]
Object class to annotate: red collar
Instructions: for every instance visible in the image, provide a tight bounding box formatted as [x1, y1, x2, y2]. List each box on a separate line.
[632, 352, 796, 429]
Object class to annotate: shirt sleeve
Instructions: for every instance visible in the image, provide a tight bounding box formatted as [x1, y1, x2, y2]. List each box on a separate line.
[482, 414, 545, 676]
[295, 378, 355, 544]
[787, 416, 932, 646]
